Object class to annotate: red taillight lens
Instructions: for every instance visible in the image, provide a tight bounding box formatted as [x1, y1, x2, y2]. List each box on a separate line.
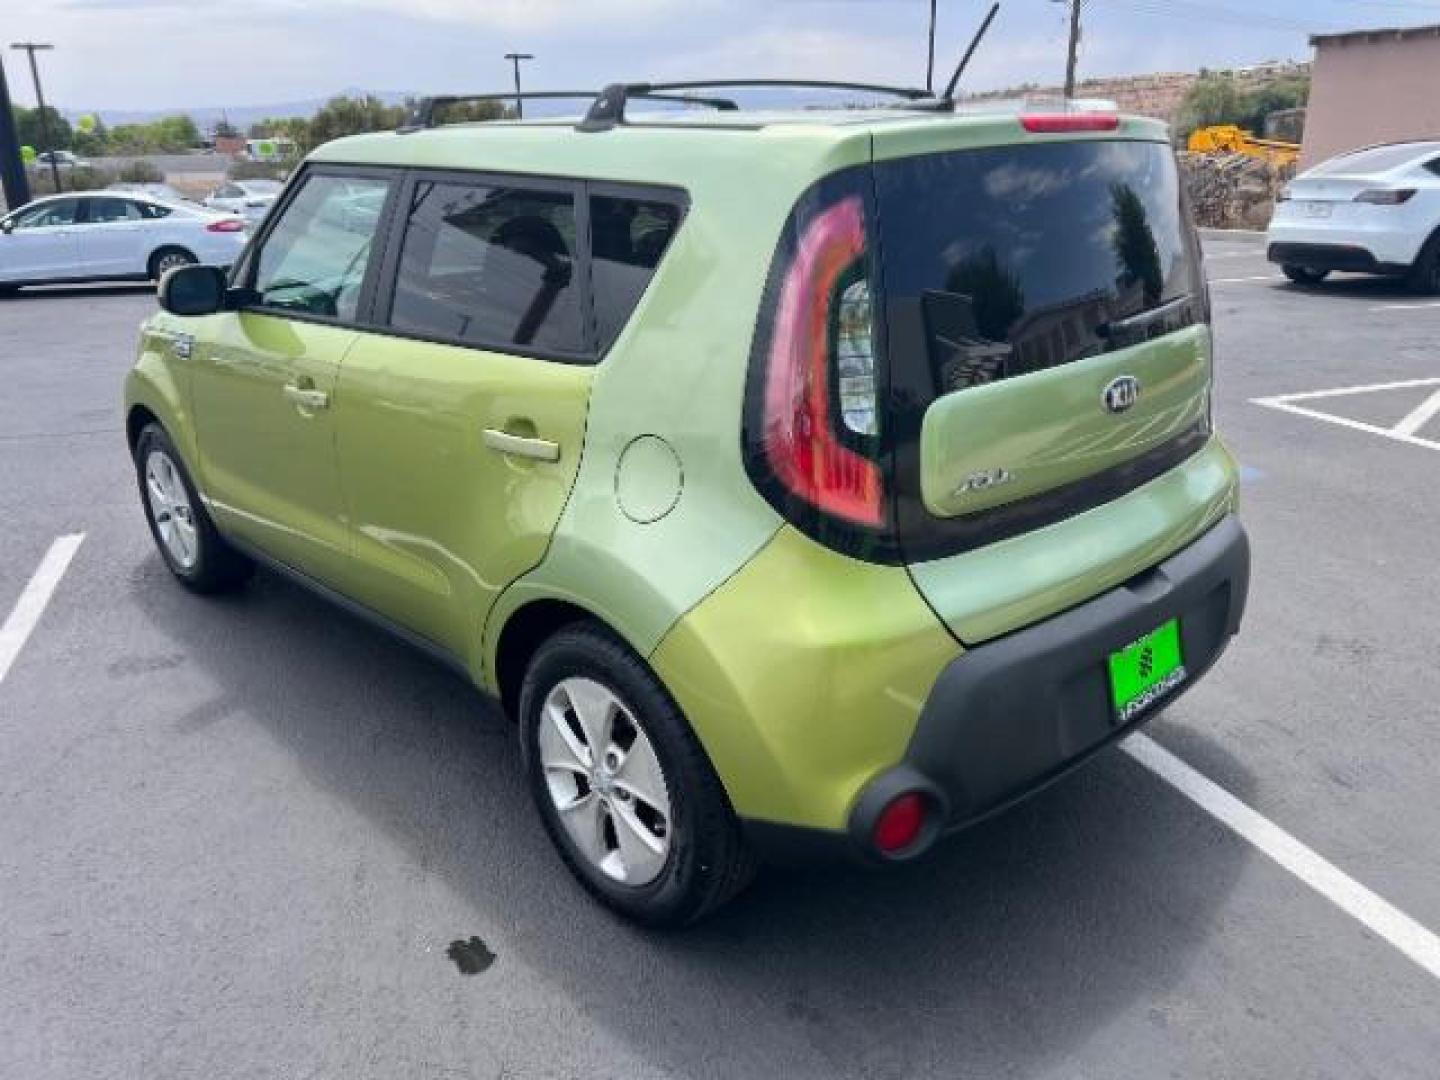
[206, 217, 245, 233]
[1021, 112, 1120, 133]
[759, 195, 884, 528]
[873, 792, 928, 855]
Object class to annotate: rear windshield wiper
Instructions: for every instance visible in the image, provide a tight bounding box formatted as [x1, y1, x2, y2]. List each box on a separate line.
[1096, 295, 1196, 344]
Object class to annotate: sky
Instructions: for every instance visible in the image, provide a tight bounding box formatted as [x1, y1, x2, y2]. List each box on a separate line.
[5, 0, 1440, 113]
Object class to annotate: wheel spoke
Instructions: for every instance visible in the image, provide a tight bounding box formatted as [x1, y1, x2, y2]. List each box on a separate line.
[614, 732, 667, 810]
[555, 791, 607, 867]
[610, 801, 667, 884]
[538, 699, 591, 774]
[561, 679, 615, 766]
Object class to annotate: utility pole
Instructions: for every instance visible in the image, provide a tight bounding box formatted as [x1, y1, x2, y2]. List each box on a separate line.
[10, 42, 60, 192]
[926, 0, 938, 94]
[504, 52, 533, 119]
[1061, 0, 1082, 98]
[0, 53, 32, 210]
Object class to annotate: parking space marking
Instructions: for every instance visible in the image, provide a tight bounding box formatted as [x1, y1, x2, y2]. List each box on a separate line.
[1124, 734, 1440, 981]
[0, 534, 85, 687]
[1252, 378, 1440, 452]
[1208, 275, 1280, 285]
[1369, 301, 1440, 312]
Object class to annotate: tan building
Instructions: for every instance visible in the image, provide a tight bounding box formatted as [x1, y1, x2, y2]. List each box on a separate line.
[1302, 23, 1440, 168]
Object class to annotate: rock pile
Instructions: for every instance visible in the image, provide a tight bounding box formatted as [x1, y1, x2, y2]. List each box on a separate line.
[1177, 151, 1296, 230]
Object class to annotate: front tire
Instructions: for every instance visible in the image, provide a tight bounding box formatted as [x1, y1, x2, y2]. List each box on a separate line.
[1282, 264, 1330, 286]
[134, 424, 252, 593]
[519, 623, 756, 927]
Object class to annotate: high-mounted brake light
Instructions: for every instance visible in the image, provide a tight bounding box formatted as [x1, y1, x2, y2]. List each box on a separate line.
[206, 218, 246, 233]
[758, 195, 884, 528]
[1020, 112, 1120, 133]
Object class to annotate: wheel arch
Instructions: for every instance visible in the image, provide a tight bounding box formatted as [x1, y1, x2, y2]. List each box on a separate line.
[489, 597, 614, 722]
[146, 244, 197, 280]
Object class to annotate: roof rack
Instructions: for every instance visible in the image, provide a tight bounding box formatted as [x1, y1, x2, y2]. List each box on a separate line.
[400, 89, 740, 131]
[578, 79, 931, 131]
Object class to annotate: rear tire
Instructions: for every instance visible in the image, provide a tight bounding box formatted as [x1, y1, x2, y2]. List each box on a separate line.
[1406, 233, 1440, 296]
[148, 246, 197, 281]
[1282, 265, 1330, 286]
[134, 424, 253, 593]
[519, 623, 756, 927]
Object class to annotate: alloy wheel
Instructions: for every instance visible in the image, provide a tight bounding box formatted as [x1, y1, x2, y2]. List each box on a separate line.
[144, 450, 199, 569]
[538, 677, 673, 886]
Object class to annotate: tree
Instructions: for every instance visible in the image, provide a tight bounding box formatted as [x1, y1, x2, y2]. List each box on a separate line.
[304, 94, 407, 151]
[1173, 76, 1247, 140]
[213, 117, 240, 139]
[945, 246, 1025, 342]
[13, 105, 74, 152]
[71, 114, 109, 157]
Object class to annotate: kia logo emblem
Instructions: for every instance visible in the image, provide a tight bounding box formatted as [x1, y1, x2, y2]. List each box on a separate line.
[1102, 375, 1141, 414]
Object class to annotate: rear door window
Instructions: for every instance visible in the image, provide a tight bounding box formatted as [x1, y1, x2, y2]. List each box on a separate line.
[875, 140, 1202, 399]
[387, 178, 583, 356]
[590, 194, 683, 352]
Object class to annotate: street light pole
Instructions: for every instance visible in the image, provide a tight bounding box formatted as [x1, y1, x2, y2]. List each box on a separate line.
[10, 42, 61, 192]
[504, 52, 534, 119]
[926, 0, 938, 94]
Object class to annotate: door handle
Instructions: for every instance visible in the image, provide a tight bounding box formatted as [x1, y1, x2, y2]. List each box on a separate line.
[283, 383, 330, 412]
[483, 428, 560, 462]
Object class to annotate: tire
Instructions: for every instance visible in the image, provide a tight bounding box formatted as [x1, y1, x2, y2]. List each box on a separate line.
[1406, 232, 1440, 296]
[1282, 264, 1330, 285]
[148, 246, 197, 281]
[134, 423, 253, 593]
[519, 623, 756, 927]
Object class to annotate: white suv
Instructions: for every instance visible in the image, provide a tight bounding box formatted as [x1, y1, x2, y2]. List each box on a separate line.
[1267, 140, 1440, 294]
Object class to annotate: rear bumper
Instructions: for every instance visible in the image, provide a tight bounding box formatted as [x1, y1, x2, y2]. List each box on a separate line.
[1266, 241, 1408, 275]
[745, 514, 1250, 863]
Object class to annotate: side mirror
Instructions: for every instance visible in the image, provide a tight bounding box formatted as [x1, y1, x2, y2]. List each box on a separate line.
[157, 264, 228, 316]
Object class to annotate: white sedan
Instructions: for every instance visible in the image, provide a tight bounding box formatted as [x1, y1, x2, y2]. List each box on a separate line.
[1268, 140, 1440, 294]
[0, 192, 248, 291]
[203, 179, 283, 224]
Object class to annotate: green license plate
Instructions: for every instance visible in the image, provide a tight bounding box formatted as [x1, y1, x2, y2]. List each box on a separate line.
[1108, 618, 1186, 722]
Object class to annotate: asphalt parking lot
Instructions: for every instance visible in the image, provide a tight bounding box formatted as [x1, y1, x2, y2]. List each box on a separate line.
[3, 239, 1439, 1079]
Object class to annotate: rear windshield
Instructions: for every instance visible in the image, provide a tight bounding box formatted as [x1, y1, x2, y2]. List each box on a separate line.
[875, 140, 1201, 397]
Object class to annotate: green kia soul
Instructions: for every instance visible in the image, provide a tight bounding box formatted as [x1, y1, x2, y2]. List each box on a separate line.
[124, 83, 1249, 925]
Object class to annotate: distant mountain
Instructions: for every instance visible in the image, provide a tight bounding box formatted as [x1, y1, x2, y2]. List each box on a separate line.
[65, 88, 418, 130]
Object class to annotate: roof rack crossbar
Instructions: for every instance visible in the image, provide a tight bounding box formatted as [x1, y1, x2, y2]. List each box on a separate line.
[579, 78, 931, 131]
[402, 90, 739, 131]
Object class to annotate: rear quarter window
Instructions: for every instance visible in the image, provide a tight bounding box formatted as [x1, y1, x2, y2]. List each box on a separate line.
[590, 194, 683, 353]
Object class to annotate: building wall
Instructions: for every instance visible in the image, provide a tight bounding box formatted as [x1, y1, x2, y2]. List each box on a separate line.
[1302, 28, 1440, 168]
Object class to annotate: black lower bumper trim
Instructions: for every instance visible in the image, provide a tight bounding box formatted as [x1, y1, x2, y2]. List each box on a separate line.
[1267, 242, 1408, 276]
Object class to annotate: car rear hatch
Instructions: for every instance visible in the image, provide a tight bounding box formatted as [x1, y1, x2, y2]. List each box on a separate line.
[872, 116, 1225, 644]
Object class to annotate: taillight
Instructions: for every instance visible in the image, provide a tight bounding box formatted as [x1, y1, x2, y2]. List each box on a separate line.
[1354, 188, 1416, 205]
[752, 192, 885, 529]
[1021, 112, 1120, 133]
[206, 218, 246, 232]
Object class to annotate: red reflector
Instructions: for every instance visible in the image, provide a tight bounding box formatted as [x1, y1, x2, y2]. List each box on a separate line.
[1021, 112, 1120, 133]
[873, 792, 927, 854]
[206, 218, 245, 233]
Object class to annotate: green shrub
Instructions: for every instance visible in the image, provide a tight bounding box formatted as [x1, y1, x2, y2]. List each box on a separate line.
[116, 159, 165, 183]
[29, 165, 116, 194]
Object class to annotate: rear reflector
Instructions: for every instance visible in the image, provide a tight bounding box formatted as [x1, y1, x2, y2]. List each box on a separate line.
[206, 218, 246, 233]
[1021, 112, 1120, 133]
[873, 792, 928, 854]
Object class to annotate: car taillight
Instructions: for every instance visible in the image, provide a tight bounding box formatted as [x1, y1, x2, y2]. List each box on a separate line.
[206, 218, 246, 232]
[1020, 112, 1119, 133]
[1354, 188, 1416, 205]
[756, 194, 884, 528]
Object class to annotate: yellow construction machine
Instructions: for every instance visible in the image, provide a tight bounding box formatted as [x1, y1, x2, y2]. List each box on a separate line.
[1187, 124, 1300, 168]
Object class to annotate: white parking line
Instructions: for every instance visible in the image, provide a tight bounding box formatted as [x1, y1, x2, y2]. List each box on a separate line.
[1252, 378, 1440, 452]
[1208, 275, 1280, 285]
[1124, 734, 1440, 981]
[0, 534, 85, 687]
[1369, 301, 1440, 312]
